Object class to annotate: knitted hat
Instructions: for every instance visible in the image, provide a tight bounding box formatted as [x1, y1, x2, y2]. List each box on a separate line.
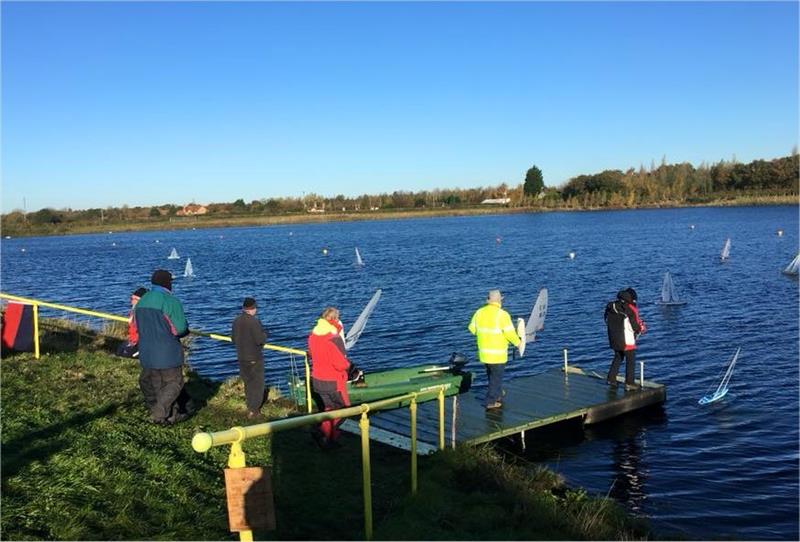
[242, 297, 257, 309]
[151, 269, 173, 290]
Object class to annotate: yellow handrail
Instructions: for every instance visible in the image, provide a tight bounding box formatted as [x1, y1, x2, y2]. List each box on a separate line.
[193, 386, 448, 541]
[0, 291, 313, 411]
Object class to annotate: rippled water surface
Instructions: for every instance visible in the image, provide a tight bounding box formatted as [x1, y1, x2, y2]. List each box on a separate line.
[2, 206, 798, 539]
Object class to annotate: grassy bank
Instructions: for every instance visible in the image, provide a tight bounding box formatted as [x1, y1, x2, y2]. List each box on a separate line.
[1, 323, 650, 540]
[4, 193, 796, 238]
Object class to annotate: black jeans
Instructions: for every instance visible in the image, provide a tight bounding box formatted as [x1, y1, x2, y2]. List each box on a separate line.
[607, 350, 636, 386]
[139, 366, 185, 422]
[238, 359, 265, 413]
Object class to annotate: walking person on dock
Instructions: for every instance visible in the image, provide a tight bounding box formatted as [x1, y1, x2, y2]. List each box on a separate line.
[604, 288, 647, 390]
[307, 306, 355, 449]
[134, 270, 191, 425]
[468, 289, 521, 410]
[116, 286, 147, 359]
[232, 297, 269, 419]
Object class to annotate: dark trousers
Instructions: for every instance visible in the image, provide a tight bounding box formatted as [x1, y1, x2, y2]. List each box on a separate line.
[484, 364, 506, 405]
[139, 366, 185, 422]
[607, 349, 636, 386]
[238, 359, 265, 413]
[312, 379, 348, 443]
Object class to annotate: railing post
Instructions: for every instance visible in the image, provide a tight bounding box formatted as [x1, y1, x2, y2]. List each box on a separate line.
[410, 397, 417, 495]
[304, 354, 312, 413]
[32, 303, 40, 359]
[640, 361, 644, 388]
[359, 412, 373, 540]
[563, 348, 568, 372]
[437, 388, 445, 451]
[227, 430, 253, 542]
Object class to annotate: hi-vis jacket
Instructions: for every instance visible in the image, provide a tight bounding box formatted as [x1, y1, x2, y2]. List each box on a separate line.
[468, 302, 521, 364]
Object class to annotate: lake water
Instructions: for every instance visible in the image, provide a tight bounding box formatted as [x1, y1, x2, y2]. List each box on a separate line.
[2, 205, 798, 540]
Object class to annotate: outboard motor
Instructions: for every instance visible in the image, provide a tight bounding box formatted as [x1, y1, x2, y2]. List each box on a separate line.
[448, 352, 468, 371]
[447, 352, 472, 393]
[347, 363, 366, 385]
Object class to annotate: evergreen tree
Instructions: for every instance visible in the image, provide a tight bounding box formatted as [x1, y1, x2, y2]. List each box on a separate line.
[524, 165, 544, 195]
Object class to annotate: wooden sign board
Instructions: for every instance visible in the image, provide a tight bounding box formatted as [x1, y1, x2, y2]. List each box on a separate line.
[224, 467, 276, 532]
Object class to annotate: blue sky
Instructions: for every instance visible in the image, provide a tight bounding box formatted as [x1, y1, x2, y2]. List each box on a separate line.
[2, 1, 797, 212]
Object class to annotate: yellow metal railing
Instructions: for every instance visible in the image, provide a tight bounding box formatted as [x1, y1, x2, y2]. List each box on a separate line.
[0, 292, 313, 411]
[192, 385, 447, 541]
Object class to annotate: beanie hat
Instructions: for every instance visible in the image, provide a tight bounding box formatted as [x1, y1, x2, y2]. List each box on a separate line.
[242, 297, 257, 309]
[617, 289, 633, 304]
[132, 287, 148, 298]
[151, 269, 173, 290]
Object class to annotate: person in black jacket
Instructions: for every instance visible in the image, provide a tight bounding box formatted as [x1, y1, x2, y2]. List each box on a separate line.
[232, 297, 269, 418]
[604, 289, 646, 388]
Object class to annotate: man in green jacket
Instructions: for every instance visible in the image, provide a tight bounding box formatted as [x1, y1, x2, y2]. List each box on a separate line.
[134, 269, 190, 425]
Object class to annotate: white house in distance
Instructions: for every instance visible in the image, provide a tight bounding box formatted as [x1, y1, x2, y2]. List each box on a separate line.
[176, 203, 208, 216]
[480, 197, 511, 205]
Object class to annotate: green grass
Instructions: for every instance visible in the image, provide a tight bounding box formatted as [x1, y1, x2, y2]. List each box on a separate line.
[1, 324, 651, 540]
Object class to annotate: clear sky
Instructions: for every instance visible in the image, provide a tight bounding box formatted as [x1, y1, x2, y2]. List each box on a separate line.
[2, 1, 798, 213]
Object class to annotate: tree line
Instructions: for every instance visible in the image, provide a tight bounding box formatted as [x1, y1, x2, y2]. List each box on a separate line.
[2, 152, 796, 235]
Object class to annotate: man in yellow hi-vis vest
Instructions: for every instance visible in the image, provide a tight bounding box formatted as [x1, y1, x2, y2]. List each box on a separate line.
[468, 289, 521, 410]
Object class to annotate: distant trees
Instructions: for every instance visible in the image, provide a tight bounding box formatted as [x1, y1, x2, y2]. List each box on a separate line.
[1, 153, 796, 236]
[524, 165, 544, 196]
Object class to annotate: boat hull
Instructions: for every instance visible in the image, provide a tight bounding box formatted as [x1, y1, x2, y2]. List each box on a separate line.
[289, 364, 473, 407]
[348, 364, 472, 404]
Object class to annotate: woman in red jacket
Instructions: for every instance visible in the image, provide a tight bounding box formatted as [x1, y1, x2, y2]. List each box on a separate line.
[308, 307, 354, 449]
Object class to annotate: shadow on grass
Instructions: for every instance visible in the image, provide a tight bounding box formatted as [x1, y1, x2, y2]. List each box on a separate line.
[1, 394, 139, 479]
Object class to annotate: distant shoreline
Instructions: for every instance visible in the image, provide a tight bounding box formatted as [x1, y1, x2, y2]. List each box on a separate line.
[3, 194, 797, 238]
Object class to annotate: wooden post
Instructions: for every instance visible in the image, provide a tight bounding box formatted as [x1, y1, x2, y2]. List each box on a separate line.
[450, 395, 458, 450]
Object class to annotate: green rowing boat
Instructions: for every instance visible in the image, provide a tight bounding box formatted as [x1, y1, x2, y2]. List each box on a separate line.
[289, 355, 473, 407]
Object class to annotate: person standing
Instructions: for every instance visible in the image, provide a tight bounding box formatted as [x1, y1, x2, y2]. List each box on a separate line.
[134, 270, 190, 425]
[231, 297, 268, 419]
[604, 288, 647, 389]
[307, 306, 354, 449]
[468, 289, 521, 410]
[116, 287, 148, 358]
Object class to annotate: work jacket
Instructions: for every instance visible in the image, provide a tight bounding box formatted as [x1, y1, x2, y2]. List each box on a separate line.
[308, 318, 352, 397]
[232, 312, 268, 362]
[134, 286, 188, 369]
[468, 302, 521, 364]
[604, 300, 646, 351]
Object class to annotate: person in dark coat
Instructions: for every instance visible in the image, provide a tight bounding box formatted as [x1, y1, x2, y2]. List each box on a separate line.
[116, 287, 148, 358]
[134, 270, 191, 425]
[604, 288, 647, 388]
[231, 297, 269, 419]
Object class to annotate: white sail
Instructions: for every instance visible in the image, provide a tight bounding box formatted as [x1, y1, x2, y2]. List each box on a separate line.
[720, 238, 731, 261]
[699, 347, 740, 405]
[656, 271, 687, 305]
[355, 247, 364, 267]
[345, 289, 382, 350]
[183, 257, 194, 278]
[168, 248, 179, 259]
[782, 253, 800, 276]
[525, 288, 548, 342]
